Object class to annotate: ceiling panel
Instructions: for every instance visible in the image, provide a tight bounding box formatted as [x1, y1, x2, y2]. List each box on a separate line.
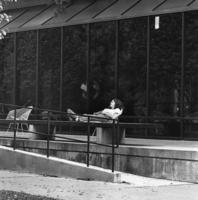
[95, 0, 141, 20]
[45, 0, 94, 25]
[2, 0, 198, 33]
[123, 0, 165, 17]
[70, 0, 117, 22]
[21, 4, 56, 28]
[4, 6, 47, 31]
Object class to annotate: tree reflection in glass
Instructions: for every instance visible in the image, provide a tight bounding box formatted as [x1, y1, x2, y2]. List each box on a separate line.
[62, 25, 87, 113]
[39, 28, 61, 110]
[16, 31, 36, 106]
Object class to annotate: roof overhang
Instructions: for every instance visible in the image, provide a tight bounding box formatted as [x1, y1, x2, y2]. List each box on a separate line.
[1, 0, 198, 33]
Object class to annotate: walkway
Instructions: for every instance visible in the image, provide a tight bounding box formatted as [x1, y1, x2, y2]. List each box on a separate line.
[0, 170, 197, 200]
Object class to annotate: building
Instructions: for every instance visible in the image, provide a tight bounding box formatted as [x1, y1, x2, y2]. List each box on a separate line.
[1, 0, 198, 139]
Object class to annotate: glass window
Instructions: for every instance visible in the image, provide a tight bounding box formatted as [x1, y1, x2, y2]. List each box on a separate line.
[62, 25, 87, 113]
[90, 21, 116, 113]
[16, 31, 36, 106]
[150, 14, 182, 117]
[184, 11, 198, 138]
[150, 13, 182, 137]
[39, 28, 61, 110]
[0, 33, 14, 105]
[119, 17, 147, 117]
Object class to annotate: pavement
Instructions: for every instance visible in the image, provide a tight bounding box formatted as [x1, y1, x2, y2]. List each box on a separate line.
[0, 170, 198, 200]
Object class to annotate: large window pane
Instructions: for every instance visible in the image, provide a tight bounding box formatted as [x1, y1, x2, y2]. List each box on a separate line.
[184, 11, 198, 138]
[150, 14, 182, 137]
[16, 31, 36, 106]
[0, 34, 14, 105]
[62, 25, 87, 113]
[90, 22, 115, 113]
[119, 17, 147, 117]
[39, 28, 61, 110]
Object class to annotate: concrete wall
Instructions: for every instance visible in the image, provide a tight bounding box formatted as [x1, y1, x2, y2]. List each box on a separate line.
[1, 138, 198, 183]
[0, 145, 121, 182]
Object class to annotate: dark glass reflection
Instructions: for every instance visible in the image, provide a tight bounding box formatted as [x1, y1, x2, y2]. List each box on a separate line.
[39, 28, 61, 110]
[16, 31, 36, 106]
[90, 22, 115, 113]
[184, 11, 198, 138]
[119, 17, 147, 117]
[0, 34, 14, 105]
[150, 14, 182, 117]
[150, 14, 182, 137]
[62, 25, 87, 113]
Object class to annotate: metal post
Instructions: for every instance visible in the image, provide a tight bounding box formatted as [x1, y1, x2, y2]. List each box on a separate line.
[87, 116, 90, 167]
[60, 27, 63, 111]
[36, 30, 39, 108]
[13, 107, 17, 150]
[86, 24, 90, 113]
[115, 20, 119, 98]
[116, 119, 120, 147]
[180, 12, 185, 139]
[13, 33, 17, 104]
[112, 119, 115, 172]
[145, 16, 150, 136]
[47, 111, 50, 157]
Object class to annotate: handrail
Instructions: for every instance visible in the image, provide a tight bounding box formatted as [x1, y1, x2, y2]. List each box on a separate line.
[1, 102, 198, 172]
[0, 102, 119, 172]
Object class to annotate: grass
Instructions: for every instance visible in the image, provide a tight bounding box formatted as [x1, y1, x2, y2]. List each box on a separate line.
[0, 190, 59, 200]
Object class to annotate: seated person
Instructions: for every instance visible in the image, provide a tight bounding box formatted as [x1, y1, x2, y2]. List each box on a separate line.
[67, 98, 124, 122]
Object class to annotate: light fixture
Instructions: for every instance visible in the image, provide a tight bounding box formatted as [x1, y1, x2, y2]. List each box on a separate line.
[155, 16, 160, 30]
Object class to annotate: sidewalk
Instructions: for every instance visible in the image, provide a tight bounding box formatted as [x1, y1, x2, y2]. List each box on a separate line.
[0, 170, 197, 200]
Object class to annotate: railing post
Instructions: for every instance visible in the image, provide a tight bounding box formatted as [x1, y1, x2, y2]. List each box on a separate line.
[13, 107, 17, 150]
[112, 119, 115, 172]
[116, 119, 119, 148]
[87, 116, 90, 167]
[47, 111, 50, 158]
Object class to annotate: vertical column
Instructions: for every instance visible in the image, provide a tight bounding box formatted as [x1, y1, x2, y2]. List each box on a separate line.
[180, 12, 185, 139]
[86, 23, 90, 113]
[115, 20, 119, 98]
[145, 16, 151, 136]
[13, 32, 17, 104]
[59, 27, 63, 111]
[35, 30, 39, 108]
[146, 16, 150, 119]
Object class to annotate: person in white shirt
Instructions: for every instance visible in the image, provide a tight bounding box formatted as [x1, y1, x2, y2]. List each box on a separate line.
[67, 98, 124, 122]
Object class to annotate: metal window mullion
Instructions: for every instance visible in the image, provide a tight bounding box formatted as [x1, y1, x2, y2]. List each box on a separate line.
[87, 23, 90, 113]
[180, 12, 185, 139]
[115, 20, 119, 98]
[146, 16, 150, 118]
[60, 27, 63, 111]
[36, 30, 39, 108]
[13, 32, 17, 105]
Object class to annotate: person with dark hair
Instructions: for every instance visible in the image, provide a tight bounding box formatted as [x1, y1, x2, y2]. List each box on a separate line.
[67, 98, 124, 122]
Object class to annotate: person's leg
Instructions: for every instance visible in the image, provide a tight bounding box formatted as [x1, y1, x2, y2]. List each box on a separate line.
[67, 109, 89, 122]
[67, 109, 111, 122]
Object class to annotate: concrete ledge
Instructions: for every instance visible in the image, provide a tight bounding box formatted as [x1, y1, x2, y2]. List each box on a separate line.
[0, 145, 121, 183]
[1, 138, 198, 183]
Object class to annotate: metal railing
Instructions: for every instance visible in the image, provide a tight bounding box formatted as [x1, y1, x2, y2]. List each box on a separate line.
[0, 103, 120, 172]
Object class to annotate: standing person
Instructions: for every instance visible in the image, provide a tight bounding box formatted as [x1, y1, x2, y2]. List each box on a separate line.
[67, 98, 124, 122]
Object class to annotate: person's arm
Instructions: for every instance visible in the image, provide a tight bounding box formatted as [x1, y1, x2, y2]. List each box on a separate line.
[101, 108, 123, 119]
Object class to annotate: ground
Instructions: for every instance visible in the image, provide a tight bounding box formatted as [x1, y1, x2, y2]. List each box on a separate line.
[0, 170, 198, 200]
[0, 190, 57, 200]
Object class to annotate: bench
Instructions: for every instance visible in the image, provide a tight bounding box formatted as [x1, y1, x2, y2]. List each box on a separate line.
[95, 122, 164, 145]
